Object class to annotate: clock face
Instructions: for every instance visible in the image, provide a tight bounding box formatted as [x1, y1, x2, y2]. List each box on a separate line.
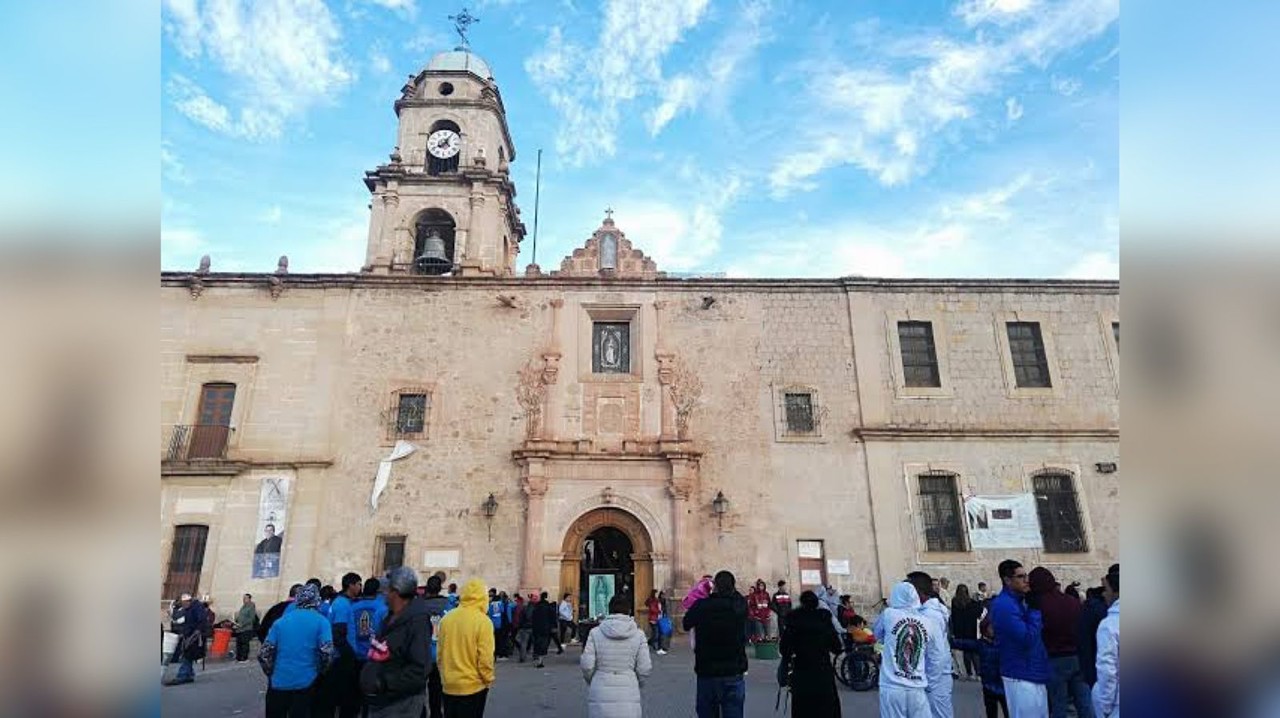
[427, 129, 461, 159]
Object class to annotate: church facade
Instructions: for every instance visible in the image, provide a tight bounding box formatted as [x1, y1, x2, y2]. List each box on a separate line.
[160, 50, 1119, 617]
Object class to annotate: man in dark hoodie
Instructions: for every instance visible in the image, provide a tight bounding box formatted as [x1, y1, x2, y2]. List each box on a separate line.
[683, 570, 748, 718]
[360, 566, 433, 718]
[420, 574, 451, 718]
[1029, 566, 1094, 718]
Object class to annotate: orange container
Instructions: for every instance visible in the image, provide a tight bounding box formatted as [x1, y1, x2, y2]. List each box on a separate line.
[210, 627, 232, 656]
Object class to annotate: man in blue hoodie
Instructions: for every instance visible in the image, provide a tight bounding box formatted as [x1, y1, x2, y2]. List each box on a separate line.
[989, 559, 1050, 717]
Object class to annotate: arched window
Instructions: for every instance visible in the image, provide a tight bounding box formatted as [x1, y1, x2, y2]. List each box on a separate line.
[1032, 471, 1088, 553]
[426, 120, 461, 175]
[413, 209, 456, 275]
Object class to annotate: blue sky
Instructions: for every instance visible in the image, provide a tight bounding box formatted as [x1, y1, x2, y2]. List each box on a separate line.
[160, 0, 1118, 278]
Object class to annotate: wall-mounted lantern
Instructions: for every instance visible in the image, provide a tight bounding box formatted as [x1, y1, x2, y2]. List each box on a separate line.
[711, 490, 730, 532]
[482, 492, 499, 541]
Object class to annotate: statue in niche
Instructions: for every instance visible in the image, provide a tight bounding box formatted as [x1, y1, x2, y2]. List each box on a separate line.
[583, 539, 595, 568]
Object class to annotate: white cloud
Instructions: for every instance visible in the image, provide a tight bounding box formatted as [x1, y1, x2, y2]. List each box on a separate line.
[1006, 96, 1024, 122]
[770, 0, 1117, 194]
[526, 0, 710, 165]
[954, 0, 1039, 27]
[940, 173, 1034, 221]
[367, 0, 415, 14]
[160, 140, 192, 185]
[646, 75, 699, 135]
[369, 46, 392, 75]
[1051, 75, 1082, 96]
[162, 0, 353, 140]
[610, 171, 742, 271]
[1061, 250, 1118, 279]
[260, 205, 283, 224]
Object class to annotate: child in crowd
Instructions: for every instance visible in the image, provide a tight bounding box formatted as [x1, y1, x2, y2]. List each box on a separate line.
[681, 575, 713, 650]
[951, 616, 1007, 718]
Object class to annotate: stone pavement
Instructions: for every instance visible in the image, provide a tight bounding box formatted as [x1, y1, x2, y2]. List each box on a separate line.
[161, 635, 990, 717]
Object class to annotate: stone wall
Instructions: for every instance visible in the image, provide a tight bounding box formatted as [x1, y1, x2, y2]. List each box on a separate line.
[160, 275, 1118, 619]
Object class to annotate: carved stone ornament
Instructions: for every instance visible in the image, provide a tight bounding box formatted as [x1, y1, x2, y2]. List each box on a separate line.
[188, 254, 211, 300]
[541, 352, 562, 385]
[399, 74, 417, 101]
[601, 486, 616, 505]
[521, 474, 548, 497]
[666, 356, 703, 439]
[515, 357, 548, 439]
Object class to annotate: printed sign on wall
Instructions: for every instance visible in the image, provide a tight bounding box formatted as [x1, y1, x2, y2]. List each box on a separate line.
[963, 494, 1043, 550]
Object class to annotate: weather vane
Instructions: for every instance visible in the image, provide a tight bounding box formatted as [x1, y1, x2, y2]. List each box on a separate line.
[449, 7, 479, 49]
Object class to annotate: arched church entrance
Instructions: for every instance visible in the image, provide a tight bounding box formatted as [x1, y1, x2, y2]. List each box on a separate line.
[559, 508, 654, 622]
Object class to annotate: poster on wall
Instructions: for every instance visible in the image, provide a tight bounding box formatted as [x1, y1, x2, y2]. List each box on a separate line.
[588, 573, 615, 618]
[963, 494, 1043, 550]
[252, 477, 292, 579]
[800, 569, 823, 586]
[827, 559, 850, 575]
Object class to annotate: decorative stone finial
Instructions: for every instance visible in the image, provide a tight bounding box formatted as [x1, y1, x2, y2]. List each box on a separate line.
[474, 147, 487, 167]
[389, 146, 402, 165]
[196, 255, 211, 274]
[276, 255, 289, 274]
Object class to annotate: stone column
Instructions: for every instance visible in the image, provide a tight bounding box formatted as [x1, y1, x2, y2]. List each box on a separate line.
[656, 351, 676, 440]
[667, 459, 697, 590]
[519, 463, 549, 593]
[541, 298, 564, 439]
[458, 192, 485, 275]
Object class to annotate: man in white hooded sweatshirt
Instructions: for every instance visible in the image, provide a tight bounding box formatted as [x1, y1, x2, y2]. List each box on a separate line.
[908, 571, 955, 718]
[1092, 567, 1119, 718]
[874, 582, 936, 717]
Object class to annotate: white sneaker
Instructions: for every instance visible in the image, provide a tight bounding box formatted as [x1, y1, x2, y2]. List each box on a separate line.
[657, 649, 668, 655]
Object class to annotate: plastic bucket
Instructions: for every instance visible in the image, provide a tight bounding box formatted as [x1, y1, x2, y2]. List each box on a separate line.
[211, 627, 233, 657]
[162, 631, 179, 663]
[753, 641, 780, 660]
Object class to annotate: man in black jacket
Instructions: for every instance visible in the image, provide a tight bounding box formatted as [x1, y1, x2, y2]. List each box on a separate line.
[529, 591, 559, 668]
[683, 570, 749, 718]
[360, 567, 433, 717]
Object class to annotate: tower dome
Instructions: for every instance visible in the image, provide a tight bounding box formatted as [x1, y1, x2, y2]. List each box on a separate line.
[426, 50, 493, 81]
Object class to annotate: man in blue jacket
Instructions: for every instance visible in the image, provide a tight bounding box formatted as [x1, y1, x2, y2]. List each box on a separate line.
[989, 559, 1050, 717]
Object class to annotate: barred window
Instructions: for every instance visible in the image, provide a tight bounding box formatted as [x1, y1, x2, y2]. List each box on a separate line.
[898, 321, 941, 388]
[919, 473, 966, 552]
[1007, 322, 1051, 388]
[784, 392, 816, 435]
[1033, 473, 1088, 553]
[396, 393, 428, 434]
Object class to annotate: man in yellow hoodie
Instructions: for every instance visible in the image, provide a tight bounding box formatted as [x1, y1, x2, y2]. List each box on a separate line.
[435, 578, 496, 717]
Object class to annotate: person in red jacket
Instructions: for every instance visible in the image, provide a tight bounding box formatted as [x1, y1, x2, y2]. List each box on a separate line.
[1029, 566, 1094, 718]
[747, 579, 776, 642]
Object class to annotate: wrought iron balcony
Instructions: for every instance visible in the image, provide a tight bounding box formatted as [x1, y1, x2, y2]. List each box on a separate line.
[165, 424, 230, 461]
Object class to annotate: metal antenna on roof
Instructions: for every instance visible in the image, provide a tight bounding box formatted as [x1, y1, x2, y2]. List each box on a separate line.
[449, 7, 479, 50]
[532, 148, 542, 266]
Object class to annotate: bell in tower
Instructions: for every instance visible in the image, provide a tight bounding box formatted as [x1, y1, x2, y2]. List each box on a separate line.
[360, 9, 526, 277]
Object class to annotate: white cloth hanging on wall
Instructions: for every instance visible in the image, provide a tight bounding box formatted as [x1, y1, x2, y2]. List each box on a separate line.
[371, 440, 416, 513]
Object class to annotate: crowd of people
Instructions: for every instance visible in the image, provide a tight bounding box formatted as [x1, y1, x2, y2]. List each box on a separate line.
[161, 560, 1119, 718]
[873, 561, 1121, 718]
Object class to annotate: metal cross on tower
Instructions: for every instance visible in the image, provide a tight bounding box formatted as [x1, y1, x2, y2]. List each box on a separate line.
[449, 7, 479, 49]
[604, 207, 614, 220]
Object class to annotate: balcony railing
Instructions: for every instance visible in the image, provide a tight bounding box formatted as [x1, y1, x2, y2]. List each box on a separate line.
[166, 424, 230, 461]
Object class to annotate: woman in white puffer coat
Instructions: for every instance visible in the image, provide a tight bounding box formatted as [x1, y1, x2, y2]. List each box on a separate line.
[580, 594, 653, 718]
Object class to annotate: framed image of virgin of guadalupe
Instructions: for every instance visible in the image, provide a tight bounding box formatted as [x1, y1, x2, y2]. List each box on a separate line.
[588, 573, 615, 618]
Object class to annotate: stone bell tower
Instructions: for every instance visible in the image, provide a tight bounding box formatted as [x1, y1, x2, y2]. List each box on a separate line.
[362, 42, 525, 276]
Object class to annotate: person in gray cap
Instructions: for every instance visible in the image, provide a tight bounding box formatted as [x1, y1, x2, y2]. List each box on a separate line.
[360, 566, 434, 717]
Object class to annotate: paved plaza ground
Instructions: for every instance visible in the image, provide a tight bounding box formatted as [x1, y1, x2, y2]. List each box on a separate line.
[161, 636, 989, 717]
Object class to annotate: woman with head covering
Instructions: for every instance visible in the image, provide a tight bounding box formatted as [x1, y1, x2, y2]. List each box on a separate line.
[778, 590, 843, 717]
[258, 584, 336, 716]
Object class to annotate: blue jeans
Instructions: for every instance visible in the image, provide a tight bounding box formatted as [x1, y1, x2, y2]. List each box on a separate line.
[696, 675, 745, 718]
[175, 657, 195, 682]
[1048, 655, 1093, 718]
